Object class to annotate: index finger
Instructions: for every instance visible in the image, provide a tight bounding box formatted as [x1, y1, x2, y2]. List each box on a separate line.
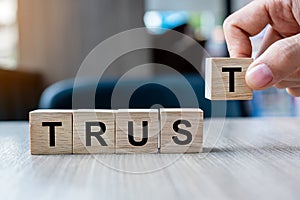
[223, 0, 270, 57]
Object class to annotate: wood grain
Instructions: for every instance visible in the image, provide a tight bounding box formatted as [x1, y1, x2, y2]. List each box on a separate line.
[160, 108, 203, 153]
[3, 118, 300, 200]
[116, 109, 159, 153]
[30, 109, 73, 154]
[205, 57, 253, 100]
[73, 110, 115, 154]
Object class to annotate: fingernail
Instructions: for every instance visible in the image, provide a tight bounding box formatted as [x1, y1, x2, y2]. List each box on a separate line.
[246, 63, 273, 88]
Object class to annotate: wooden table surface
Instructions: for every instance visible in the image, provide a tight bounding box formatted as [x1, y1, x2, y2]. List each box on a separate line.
[1, 118, 300, 200]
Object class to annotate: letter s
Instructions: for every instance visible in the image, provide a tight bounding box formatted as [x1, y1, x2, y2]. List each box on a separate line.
[172, 120, 192, 145]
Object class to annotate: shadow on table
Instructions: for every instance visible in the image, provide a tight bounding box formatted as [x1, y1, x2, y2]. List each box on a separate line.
[203, 145, 300, 153]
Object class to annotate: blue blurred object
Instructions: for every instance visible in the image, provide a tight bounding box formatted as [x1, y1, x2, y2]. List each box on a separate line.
[144, 11, 189, 34]
[39, 75, 248, 118]
[250, 88, 295, 117]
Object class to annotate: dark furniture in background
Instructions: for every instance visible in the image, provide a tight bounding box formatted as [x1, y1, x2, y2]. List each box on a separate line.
[0, 69, 42, 120]
[39, 75, 249, 118]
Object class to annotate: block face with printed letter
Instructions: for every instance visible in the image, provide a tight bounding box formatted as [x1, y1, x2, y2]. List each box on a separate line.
[30, 110, 73, 154]
[73, 110, 115, 154]
[160, 108, 203, 153]
[205, 57, 253, 100]
[116, 109, 159, 154]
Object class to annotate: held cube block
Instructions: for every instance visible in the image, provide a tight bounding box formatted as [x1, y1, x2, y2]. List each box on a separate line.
[205, 58, 253, 100]
[116, 109, 159, 154]
[160, 108, 203, 153]
[30, 110, 73, 154]
[73, 110, 115, 154]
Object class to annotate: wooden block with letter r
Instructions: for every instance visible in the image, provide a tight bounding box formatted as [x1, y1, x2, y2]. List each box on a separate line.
[160, 108, 203, 153]
[30, 110, 73, 154]
[205, 57, 253, 100]
[116, 109, 159, 154]
[73, 109, 115, 154]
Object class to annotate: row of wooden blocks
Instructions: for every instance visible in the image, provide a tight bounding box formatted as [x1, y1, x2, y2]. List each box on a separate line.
[30, 57, 254, 154]
[30, 109, 203, 154]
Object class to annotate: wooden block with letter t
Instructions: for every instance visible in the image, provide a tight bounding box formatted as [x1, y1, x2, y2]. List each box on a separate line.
[30, 110, 73, 154]
[73, 109, 115, 154]
[116, 109, 159, 154]
[205, 57, 253, 100]
[160, 108, 203, 153]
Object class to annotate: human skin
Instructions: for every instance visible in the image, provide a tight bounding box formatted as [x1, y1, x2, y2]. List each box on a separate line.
[223, 0, 300, 96]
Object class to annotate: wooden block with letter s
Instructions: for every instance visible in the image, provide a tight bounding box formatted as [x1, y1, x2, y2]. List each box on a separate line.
[160, 108, 203, 153]
[205, 57, 253, 100]
[30, 110, 73, 154]
[116, 109, 159, 154]
[73, 109, 115, 154]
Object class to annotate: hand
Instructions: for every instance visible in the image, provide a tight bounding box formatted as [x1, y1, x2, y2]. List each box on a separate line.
[223, 0, 300, 96]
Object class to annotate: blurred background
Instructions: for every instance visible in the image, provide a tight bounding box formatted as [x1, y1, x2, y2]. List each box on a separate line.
[0, 0, 298, 120]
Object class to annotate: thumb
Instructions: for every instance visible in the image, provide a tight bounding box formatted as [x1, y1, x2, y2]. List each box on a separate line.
[246, 34, 300, 90]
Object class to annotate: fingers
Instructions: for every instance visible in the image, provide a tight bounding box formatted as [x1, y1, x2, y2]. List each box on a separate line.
[223, 0, 300, 94]
[282, 68, 300, 81]
[223, 0, 271, 57]
[275, 80, 300, 89]
[286, 87, 300, 97]
[292, 0, 300, 24]
[255, 27, 283, 58]
[246, 34, 300, 90]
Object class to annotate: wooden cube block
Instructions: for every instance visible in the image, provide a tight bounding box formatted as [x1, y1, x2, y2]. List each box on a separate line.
[116, 109, 159, 153]
[30, 110, 73, 154]
[73, 110, 115, 154]
[205, 57, 253, 100]
[160, 108, 203, 153]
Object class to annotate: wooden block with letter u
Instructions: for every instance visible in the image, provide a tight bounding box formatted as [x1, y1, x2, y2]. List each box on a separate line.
[116, 109, 159, 154]
[73, 110, 115, 154]
[205, 57, 253, 100]
[160, 108, 203, 153]
[30, 110, 73, 154]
